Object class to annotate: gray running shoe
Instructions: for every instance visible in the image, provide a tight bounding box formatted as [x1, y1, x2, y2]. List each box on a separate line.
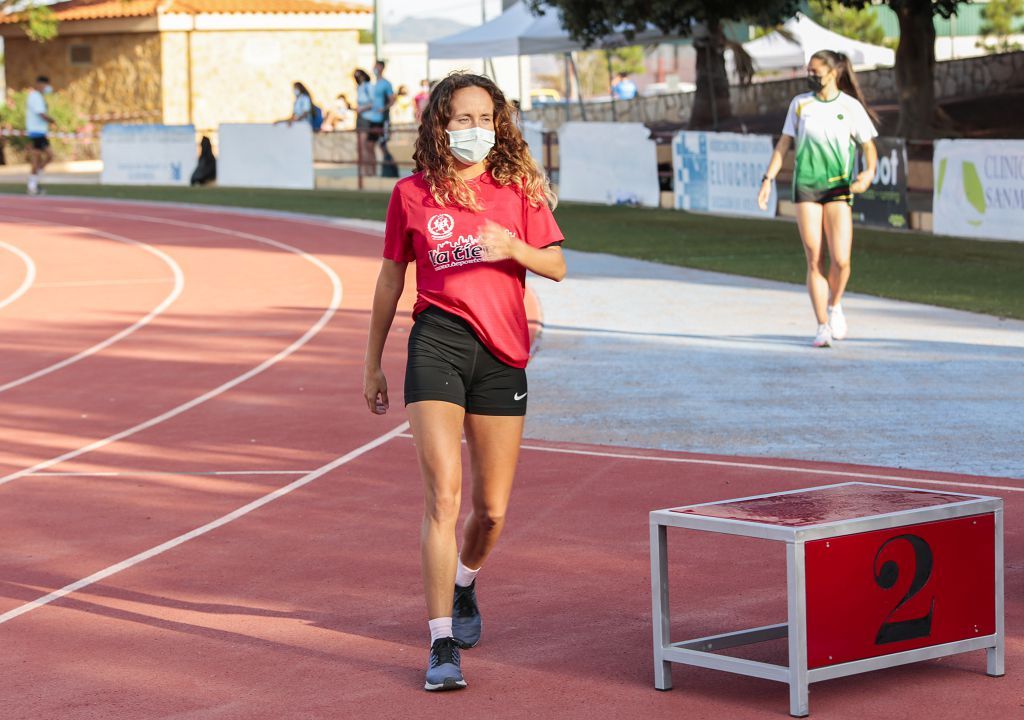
[452, 581, 482, 649]
[424, 637, 467, 691]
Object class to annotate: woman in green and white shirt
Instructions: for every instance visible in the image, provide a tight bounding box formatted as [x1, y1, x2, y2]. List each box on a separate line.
[758, 50, 878, 348]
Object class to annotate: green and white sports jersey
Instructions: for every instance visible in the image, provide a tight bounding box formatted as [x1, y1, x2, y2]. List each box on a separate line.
[782, 91, 877, 203]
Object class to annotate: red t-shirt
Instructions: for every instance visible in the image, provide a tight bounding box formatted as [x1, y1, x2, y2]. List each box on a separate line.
[383, 171, 564, 368]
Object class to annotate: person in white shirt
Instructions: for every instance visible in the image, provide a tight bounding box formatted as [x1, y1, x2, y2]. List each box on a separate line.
[25, 75, 56, 196]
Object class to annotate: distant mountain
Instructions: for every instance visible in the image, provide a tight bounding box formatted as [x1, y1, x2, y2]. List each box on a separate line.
[385, 16, 473, 43]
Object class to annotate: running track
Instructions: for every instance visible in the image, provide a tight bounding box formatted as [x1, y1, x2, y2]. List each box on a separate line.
[0, 198, 1019, 719]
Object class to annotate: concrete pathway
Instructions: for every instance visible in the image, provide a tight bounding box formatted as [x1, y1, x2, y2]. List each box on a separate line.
[526, 250, 1024, 479]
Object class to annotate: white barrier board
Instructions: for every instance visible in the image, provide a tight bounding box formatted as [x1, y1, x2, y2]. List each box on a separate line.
[558, 122, 660, 207]
[218, 123, 315, 190]
[933, 139, 1024, 242]
[673, 131, 776, 218]
[101, 125, 196, 185]
[522, 120, 546, 173]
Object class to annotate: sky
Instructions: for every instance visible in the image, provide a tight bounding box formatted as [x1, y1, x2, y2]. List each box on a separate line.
[377, 0, 506, 25]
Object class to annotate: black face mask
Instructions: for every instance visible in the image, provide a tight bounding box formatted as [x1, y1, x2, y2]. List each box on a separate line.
[807, 74, 824, 92]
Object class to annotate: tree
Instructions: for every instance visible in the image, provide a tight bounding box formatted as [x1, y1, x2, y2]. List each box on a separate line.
[573, 46, 646, 98]
[527, 0, 800, 129]
[977, 0, 1023, 53]
[834, 0, 964, 139]
[807, 0, 893, 48]
[1, 1, 58, 41]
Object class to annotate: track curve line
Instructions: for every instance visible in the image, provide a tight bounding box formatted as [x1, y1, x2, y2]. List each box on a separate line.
[0, 238, 38, 312]
[0, 214, 185, 394]
[0, 207, 343, 488]
[0, 420, 409, 626]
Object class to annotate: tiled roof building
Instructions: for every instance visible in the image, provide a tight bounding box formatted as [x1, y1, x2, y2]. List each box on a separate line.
[1, 0, 372, 128]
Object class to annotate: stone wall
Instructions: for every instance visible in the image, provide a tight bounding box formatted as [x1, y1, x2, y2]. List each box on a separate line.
[180, 29, 361, 131]
[4, 33, 162, 121]
[526, 50, 1024, 130]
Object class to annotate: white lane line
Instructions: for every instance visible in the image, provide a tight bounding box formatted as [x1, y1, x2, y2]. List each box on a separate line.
[0, 239, 37, 311]
[0, 210, 343, 487]
[0, 216, 185, 395]
[26, 470, 315, 478]
[395, 433, 1023, 493]
[0, 421, 409, 626]
[33, 278, 173, 289]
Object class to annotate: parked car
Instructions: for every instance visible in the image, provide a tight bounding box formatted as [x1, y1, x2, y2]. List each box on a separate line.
[530, 88, 563, 104]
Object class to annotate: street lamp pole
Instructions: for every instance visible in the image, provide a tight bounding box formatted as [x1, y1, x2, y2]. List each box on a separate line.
[373, 0, 383, 61]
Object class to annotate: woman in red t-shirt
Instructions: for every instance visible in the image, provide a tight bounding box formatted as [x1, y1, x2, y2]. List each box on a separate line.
[363, 73, 566, 692]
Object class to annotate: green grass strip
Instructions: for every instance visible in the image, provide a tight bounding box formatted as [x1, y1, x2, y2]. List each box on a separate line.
[2, 183, 1021, 319]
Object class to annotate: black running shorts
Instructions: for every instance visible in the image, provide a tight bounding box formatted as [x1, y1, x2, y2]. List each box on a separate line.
[30, 135, 50, 151]
[405, 306, 528, 416]
[794, 184, 852, 205]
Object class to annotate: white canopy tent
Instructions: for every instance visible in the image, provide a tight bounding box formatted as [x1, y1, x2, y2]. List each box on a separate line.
[427, 0, 677, 59]
[742, 13, 895, 72]
[427, 1, 681, 118]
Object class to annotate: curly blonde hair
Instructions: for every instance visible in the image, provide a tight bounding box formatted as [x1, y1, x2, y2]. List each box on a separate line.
[413, 73, 556, 212]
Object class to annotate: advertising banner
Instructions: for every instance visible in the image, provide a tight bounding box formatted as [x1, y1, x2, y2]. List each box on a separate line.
[558, 122, 660, 207]
[101, 125, 196, 185]
[673, 131, 776, 218]
[854, 137, 909, 229]
[218, 123, 315, 190]
[933, 139, 1024, 242]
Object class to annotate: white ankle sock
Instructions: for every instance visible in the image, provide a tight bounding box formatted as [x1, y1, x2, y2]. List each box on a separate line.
[428, 617, 453, 645]
[455, 558, 480, 588]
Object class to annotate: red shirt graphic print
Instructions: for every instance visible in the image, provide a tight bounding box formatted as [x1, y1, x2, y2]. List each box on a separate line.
[383, 171, 563, 368]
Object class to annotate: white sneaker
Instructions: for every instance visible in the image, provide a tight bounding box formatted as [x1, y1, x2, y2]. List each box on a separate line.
[812, 323, 832, 348]
[27, 176, 38, 195]
[828, 304, 847, 340]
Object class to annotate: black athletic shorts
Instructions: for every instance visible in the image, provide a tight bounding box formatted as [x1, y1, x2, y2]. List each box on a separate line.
[30, 136, 50, 151]
[794, 184, 852, 205]
[405, 306, 528, 416]
[365, 121, 385, 143]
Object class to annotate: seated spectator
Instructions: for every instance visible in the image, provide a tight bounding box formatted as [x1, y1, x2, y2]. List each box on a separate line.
[190, 136, 216, 186]
[323, 93, 353, 131]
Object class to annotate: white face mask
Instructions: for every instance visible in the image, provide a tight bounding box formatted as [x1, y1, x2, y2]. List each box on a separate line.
[44, 85, 54, 95]
[446, 126, 495, 165]
[294, 88, 301, 97]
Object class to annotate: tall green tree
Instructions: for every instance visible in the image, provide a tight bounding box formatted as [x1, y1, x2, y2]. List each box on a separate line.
[1, 1, 58, 41]
[977, 0, 1023, 53]
[527, 0, 800, 129]
[834, 0, 968, 138]
[807, 0, 892, 47]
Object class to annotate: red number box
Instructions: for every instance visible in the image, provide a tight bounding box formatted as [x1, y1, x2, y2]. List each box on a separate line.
[805, 514, 995, 668]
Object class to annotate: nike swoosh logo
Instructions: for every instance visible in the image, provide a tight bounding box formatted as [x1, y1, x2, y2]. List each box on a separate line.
[514, 392, 527, 401]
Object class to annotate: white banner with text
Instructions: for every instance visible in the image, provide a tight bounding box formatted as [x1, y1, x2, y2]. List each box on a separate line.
[933, 139, 1024, 242]
[673, 131, 776, 218]
[101, 124, 196, 186]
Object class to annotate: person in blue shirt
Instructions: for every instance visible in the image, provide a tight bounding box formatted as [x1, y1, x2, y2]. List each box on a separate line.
[353, 68, 376, 176]
[611, 72, 638, 101]
[283, 81, 313, 125]
[361, 60, 395, 176]
[25, 74, 56, 196]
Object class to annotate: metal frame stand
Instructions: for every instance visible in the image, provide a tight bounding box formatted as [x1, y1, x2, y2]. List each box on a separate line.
[650, 482, 1004, 717]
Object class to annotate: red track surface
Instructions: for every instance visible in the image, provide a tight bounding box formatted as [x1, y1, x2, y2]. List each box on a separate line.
[0, 198, 1019, 719]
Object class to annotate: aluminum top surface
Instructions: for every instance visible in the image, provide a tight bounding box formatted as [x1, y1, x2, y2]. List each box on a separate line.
[670, 483, 982, 528]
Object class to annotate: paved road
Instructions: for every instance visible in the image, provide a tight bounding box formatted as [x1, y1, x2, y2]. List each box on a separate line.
[526, 250, 1024, 479]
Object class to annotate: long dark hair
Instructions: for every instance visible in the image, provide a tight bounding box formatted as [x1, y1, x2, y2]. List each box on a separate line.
[353, 69, 370, 85]
[413, 72, 554, 212]
[810, 50, 879, 126]
[293, 81, 311, 99]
